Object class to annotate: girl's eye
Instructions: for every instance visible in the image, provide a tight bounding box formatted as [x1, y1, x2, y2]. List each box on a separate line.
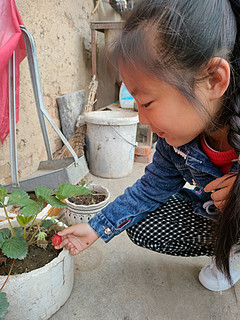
[142, 101, 152, 108]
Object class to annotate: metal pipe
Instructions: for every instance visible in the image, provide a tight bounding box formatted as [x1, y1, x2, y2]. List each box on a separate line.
[8, 51, 20, 187]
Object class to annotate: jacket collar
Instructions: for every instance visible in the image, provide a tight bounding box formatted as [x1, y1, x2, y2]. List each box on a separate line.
[172, 137, 239, 177]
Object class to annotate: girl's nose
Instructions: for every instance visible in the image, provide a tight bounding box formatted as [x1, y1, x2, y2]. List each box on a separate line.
[137, 104, 150, 125]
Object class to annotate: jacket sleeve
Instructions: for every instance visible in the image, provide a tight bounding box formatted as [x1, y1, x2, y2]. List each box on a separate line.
[88, 138, 186, 242]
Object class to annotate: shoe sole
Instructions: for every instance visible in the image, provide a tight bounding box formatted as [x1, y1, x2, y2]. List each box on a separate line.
[198, 267, 240, 291]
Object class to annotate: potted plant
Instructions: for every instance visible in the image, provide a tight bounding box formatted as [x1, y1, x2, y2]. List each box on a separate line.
[0, 183, 91, 320]
[65, 182, 110, 224]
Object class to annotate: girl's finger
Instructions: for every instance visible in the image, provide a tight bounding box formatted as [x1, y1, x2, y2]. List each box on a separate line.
[211, 188, 229, 202]
[205, 178, 222, 192]
[214, 200, 225, 211]
[55, 237, 70, 249]
[57, 225, 76, 237]
[69, 247, 80, 255]
[214, 175, 236, 189]
[205, 174, 236, 192]
[65, 241, 74, 250]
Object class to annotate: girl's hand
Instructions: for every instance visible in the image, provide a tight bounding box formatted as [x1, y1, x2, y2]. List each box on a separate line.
[204, 174, 237, 211]
[54, 223, 99, 255]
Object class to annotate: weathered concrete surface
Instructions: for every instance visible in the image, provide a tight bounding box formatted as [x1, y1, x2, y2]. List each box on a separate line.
[50, 162, 240, 320]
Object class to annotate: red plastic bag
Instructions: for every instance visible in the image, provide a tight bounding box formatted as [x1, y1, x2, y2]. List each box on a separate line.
[0, 0, 26, 144]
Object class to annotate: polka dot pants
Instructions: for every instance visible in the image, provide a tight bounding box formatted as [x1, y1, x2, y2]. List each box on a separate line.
[126, 195, 216, 257]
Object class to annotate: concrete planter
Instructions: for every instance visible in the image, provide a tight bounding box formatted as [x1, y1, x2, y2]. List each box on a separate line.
[0, 216, 74, 320]
[65, 184, 110, 223]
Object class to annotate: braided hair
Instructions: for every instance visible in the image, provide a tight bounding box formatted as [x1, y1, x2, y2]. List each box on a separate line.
[214, 0, 240, 283]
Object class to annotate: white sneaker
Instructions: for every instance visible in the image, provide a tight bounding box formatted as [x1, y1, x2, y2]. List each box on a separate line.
[199, 247, 240, 291]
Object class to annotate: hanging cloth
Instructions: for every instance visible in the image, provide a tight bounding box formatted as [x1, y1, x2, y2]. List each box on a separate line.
[0, 0, 26, 144]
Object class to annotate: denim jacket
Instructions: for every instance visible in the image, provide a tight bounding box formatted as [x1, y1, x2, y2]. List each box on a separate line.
[88, 136, 239, 242]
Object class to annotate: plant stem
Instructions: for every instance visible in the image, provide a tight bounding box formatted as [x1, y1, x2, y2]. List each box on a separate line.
[27, 221, 38, 246]
[2, 204, 15, 237]
[25, 215, 37, 241]
[27, 207, 54, 246]
[36, 221, 41, 233]
[23, 225, 26, 239]
[0, 259, 15, 290]
[41, 207, 54, 223]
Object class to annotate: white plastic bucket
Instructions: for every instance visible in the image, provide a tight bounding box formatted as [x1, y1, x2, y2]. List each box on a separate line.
[85, 110, 139, 178]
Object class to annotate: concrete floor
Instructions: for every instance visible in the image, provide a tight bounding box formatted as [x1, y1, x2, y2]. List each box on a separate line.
[50, 162, 240, 320]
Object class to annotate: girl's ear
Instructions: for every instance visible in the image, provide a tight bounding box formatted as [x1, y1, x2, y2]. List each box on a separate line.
[206, 57, 230, 101]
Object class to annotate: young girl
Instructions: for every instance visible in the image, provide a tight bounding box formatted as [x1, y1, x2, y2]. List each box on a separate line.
[55, 0, 240, 291]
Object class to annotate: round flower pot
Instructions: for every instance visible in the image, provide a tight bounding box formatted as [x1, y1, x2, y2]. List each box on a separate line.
[65, 184, 110, 223]
[0, 216, 74, 320]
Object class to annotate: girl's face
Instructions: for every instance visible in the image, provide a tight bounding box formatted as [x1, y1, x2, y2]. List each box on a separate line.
[119, 64, 220, 147]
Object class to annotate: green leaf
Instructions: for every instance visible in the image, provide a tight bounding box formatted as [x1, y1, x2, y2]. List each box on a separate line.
[51, 216, 57, 223]
[35, 186, 55, 201]
[0, 229, 10, 248]
[1, 237, 28, 259]
[45, 196, 67, 208]
[36, 231, 47, 240]
[16, 215, 33, 226]
[41, 219, 55, 230]
[13, 227, 24, 237]
[7, 189, 29, 206]
[56, 183, 91, 200]
[0, 235, 4, 248]
[20, 199, 44, 217]
[80, 180, 85, 187]
[0, 184, 7, 206]
[34, 186, 66, 208]
[0, 229, 10, 240]
[0, 290, 9, 319]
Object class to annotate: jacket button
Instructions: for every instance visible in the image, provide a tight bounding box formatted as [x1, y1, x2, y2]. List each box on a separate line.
[104, 227, 111, 235]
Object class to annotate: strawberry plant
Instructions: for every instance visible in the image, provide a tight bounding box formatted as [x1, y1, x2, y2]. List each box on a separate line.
[0, 183, 91, 319]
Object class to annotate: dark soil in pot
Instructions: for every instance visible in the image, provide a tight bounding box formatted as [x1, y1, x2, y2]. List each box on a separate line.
[0, 230, 61, 276]
[68, 193, 107, 206]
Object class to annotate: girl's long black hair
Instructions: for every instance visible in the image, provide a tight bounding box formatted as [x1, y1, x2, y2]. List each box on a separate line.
[109, 0, 240, 282]
[215, 0, 240, 282]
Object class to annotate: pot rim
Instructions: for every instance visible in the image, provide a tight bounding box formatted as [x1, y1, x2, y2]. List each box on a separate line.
[65, 183, 110, 208]
[0, 248, 70, 281]
[0, 214, 71, 281]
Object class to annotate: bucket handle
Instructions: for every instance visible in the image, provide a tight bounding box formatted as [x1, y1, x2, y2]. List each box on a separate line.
[108, 123, 138, 147]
